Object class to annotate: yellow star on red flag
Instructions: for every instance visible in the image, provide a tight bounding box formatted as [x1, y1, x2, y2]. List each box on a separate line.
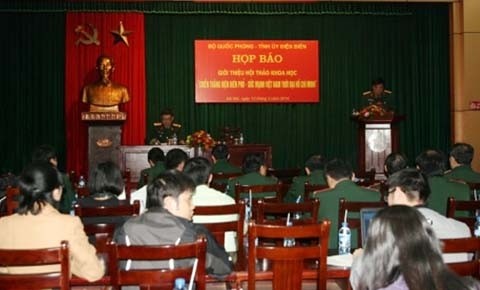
[111, 21, 132, 46]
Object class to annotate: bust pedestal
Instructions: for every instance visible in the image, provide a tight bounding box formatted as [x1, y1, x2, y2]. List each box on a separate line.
[81, 111, 126, 172]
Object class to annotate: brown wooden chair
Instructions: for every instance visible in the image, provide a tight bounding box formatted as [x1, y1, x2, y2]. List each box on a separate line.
[442, 237, 480, 278]
[446, 197, 480, 233]
[76, 187, 90, 199]
[122, 168, 133, 202]
[247, 221, 331, 290]
[354, 168, 376, 187]
[83, 223, 117, 253]
[0, 241, 69, 290]
[304, 182, 329, 201]
[256, 199, 320, 225]
[108, 236, 207, 290]
[210, 172, 243, 193]
[234, 183, 288, 203]
[6, 186, 20, 215]
[267, 168, 302, 185]
[338, 198, 386, 248]
[466, 182, 480, 200]
[74, 200, 140, 218]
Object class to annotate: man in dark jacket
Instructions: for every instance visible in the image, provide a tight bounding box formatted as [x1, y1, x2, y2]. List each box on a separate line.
[115, 170, 233, 279]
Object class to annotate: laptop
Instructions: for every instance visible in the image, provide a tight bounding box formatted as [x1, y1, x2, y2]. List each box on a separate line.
[360, 208, 382, 247]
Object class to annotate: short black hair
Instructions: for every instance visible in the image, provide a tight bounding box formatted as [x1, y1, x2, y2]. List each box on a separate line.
[146, 170, 195, 209]
[450, 143, 474, 165]
[160, 108, 174, 117]
[325, 158, 353, 180]
[165, 149, 189, 170]
[242, 153, 265, 174]
[88, 161, 124, 196]
[148, 147, 165, 164]
[305, 154, 325, 171]
[385, 153, 408, 177]
[386, 168, 430, 202]
[415, 149, 446, 177]
[32, 145, 57, 163]
[371, 78, 385, 86]
[183, 157, 212, 186]
[212, 144, 230, 160]
[17, 161, 63, 215]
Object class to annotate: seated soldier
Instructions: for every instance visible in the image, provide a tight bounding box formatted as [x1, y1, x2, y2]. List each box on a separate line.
[137, 147, 166, 189]
[150, 109, 183, 145]
[445, 143, 480, 183]
[416, 149, 470, 214]
[313, 158, 379, 250]
[165, 149, 189, 172]
[384, 152, 408, 177]
[114, 170, 233, 279]
[227, 153, 277, 198]
[285, 154, 327, 203]
[211, 144, 241, 174]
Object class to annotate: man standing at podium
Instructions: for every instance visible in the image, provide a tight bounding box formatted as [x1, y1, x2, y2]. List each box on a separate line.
[149, 109, 183, 145]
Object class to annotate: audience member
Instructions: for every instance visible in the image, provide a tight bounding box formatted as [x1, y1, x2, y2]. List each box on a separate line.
[0, 162, 104, 281]
[211, 144, 241, 174]
[384, 152, 408, 177]
[445, 143, 480, 183]
[385, 168, 470, 262]
[165, 149, 189, 171]
[227, 153, 277, 198]
[350, 205, 478, 290]
[313, 158, 379, 248]
[137, 147, 166, 188]
[416, 149, 470, 214]
[32, 144, 76, 214]
[184, 157, 237, 253]
[285, 154, 327, 203]
[114, 170, 232, 277]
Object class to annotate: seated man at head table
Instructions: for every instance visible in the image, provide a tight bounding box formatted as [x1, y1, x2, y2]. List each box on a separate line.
[82, 55, 130, 112]
[385, 168, 471, 263]
[415, 149, 470, 215]
[114, 170, 233, 285]
[149, 108, 183, 145]
[137, 147, 166, 189]
[227, 153, 278, 199]
[312, 158, 380, 250]
[445, 142, 480, 184]
[285, 154, 327, 203]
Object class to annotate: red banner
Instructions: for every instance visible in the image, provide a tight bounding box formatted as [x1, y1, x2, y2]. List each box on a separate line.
[65, 13, 146, 175]
[195, 40, 319, 103]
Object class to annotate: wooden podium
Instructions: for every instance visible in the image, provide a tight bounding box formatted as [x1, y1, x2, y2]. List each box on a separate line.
[354, 114, 405, 178]
[81, 111, 126, 172]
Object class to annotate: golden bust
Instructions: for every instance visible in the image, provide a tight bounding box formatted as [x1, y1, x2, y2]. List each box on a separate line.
[82, 55, 130, 112]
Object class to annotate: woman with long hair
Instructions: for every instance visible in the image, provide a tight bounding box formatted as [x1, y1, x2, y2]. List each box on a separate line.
[350, 205, 478, 290]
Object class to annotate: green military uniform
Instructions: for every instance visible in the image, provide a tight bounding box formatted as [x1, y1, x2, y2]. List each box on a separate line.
[285, 170, 326, 203]
[137, 162, 166, 189]
[444, 165, 480, 183]
[227, 172, 277, 199]
[150, 123, 182, 144]
[59, 173, 76, 214]
[212, 159, 242, 174]
[313, 180, 380, 250]
[427, 176, 470, 215]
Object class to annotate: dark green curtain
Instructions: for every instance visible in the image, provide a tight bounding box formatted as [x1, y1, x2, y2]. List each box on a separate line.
[0, 13, 65, 174]
[145, 4, 450, 169]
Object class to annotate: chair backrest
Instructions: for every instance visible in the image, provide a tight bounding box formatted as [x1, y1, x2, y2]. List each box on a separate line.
[74, 200, 140, 218]
[248, 221, 331, 290]
[255, 199, 320, 225]
[6, 186, 20, 215]
[83, 223, 117, 253]
[267, 168, 302, 185]
[108, 237, 207, 290]
[0, 241, 70, 290]
[304, 182, 329, 201]
[193, 201, 245, 255]
[442, 237, 480, 278]
[338, 198, 386, 248]
[211, 172, 243, 182]
[234, 183, 288, 203]
[446, 197, 480, 233]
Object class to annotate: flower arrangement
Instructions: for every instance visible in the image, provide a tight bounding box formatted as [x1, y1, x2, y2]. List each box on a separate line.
[186, 130, 216, 149]
[353, 104, 389, 119]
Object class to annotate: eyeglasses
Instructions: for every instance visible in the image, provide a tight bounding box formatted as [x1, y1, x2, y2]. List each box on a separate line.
[383, 187, 396, 203]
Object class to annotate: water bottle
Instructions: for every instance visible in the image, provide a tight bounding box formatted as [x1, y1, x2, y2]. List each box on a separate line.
[244, 198, 251, 220]
[173, 278, 187, 290]
[78, 175, 86, 188]
[474, 216, 480, 237]
[293, 195, 302, 220]
[172, 133, 178, 145]
[338, 222, 351, 255]
[239, 133, 244, 145]
[283, 218, 296, 247]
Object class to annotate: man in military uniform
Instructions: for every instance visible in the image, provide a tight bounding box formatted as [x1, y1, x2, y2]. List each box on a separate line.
[285, 154, 327, 203]
[445, 143, 480, 183]
[211, 144, 241, 174]
[227, 153, 277, 199]
[362, 77, 392, 107]
[312, 158, 380, 249]
[150, 109, 183, 145]
[416, 149, 470, 215]
[137, 147, 166, 189]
